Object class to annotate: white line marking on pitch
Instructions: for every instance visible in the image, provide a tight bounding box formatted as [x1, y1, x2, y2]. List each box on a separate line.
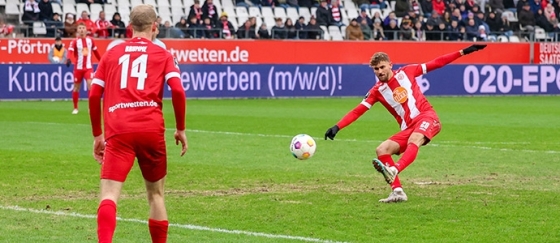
[10, 122, 560, 154]
[0, 205, 348, 243]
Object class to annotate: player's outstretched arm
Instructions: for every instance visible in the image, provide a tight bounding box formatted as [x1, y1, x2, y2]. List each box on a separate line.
[419, 44, 487, 75]
[324, 104, 369, 140]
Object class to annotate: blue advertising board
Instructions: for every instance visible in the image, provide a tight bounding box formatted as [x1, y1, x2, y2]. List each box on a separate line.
[1, 64, 559, 100]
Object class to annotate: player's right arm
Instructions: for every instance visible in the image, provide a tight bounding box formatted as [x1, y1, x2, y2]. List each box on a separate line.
[164, 54, 188, 155]
[325, 90, 377, 140]
[89, 53, 108, 164]
[66, 39, 76, 67]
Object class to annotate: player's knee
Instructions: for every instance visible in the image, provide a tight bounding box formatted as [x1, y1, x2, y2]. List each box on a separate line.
[376, 144, 390, 155]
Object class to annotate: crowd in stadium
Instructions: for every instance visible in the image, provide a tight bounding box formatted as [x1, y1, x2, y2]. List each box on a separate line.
[9, 0, 560, 40]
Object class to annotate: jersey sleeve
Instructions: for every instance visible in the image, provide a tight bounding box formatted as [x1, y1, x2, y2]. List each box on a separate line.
[336, 89, 376, 130]
[89, 53, 107, 137]
[360, 89, 378, 109]
[92, 53, 108, 87]
[164, 53, 180, 82]
[164, 52, 186, 131]
[401, 64, 425, 77]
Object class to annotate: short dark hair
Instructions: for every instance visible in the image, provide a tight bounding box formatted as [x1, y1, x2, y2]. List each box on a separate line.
[370, 52, 391, 66]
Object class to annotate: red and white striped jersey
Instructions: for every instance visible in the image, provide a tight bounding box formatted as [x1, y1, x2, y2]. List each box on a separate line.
[362, 64, 434, 130]
[68, 37, 97, 70]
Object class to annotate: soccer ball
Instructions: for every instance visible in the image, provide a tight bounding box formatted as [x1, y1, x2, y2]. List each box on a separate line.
[290, 134, 316, 160]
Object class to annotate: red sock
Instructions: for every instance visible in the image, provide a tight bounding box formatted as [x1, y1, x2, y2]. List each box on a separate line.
[396, 143, 420, 173]
[72, 91, 79, 109]
[149, 219, 169, 243]
[378, 154, 402, 190]
[97, 199, 117, 243]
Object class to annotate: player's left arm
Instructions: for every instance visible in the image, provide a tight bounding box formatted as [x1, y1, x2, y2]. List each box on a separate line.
[411, 44, 487, 76]
[165, 54, 188, 155]
[92, 40, 101, 61]
[89, 54, 107, 164]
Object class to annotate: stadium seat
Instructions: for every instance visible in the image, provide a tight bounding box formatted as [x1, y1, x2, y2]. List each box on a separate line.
[497, 35, 509, 42]
[381, 8, 391, 18]
[228, 17, 238, 28]
[90, 4, 103, 16]
[311, 7, 317, 16]
[298, 7, 311, 22]
[144, 0, 157, 7]
[171, 0, 183, 8]
[76, 3, 90, 14]
[33, 21, 47, 36]
[221, 0, 234, 8]
[371, 8, 381, 18]
[66, 0, 76, 4]
[264, 16, 275, 30]
[104, 4, 117, 17]
[273, 7, 287, 21]
[248, 6, 261, 17]
[286, 7, 298, 22]
[159, 7, 171, 17]
[224, 7, 236, 18]
[158, 0, 171, 7]
[51, 3, 63, 15]
[0, 0, 7, 7]
[328, 25, 343, 40]
[130, 0, 143, 8]
[171, 6, 186, 17]
[5, 3, 20, 15]
[389, 1, 396, 10]
[346, 9, 358, 19]
[118, 6, 131, 16]
[508, 35, 520, 42]
[236, 6, 249, 18]
[340, 25, 346, 38]
[117, 0, 130, 8]
[237, 16, 247, 26]
[535, 27, 552, 41]
[63, 3, 76, 15]
[502, 10, 517, 22]
[343, 0, 356, 12]
[261, 7, 273, 18]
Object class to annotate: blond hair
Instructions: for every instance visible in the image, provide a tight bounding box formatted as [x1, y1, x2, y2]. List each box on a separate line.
[129, 4, 157, 32]
[369, 52, 391, 66]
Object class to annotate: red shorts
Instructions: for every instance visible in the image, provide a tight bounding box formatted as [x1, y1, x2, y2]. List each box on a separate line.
[101, 132, 167, 182]
[389, 112, 442, 154]
[74, 69, 93, 83]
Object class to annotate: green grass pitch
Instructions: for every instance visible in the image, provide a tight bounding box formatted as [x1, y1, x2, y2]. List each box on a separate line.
[0, 96, 559, 243]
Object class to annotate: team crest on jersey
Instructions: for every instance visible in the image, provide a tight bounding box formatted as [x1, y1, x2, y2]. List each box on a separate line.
[392, 87, 408, 104]
[396, 73, 405, 80]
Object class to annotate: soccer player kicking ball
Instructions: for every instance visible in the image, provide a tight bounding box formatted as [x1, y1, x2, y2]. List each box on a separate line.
[88, 4, 187, 243]
[67, 22, 101, 114]
[324, 44, 487, 203]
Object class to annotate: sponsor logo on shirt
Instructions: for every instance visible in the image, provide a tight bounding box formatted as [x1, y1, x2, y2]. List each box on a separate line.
[392, 86, 408, 104]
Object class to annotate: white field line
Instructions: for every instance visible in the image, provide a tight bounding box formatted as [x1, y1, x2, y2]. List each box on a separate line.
[0, 205, 348, 243]
[11, 122, 560, 154]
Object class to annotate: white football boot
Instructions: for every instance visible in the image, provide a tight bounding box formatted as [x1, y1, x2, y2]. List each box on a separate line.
[379, 188, 408, 203]
[372, 159, 399, 184]
[72, 109, 79, 114]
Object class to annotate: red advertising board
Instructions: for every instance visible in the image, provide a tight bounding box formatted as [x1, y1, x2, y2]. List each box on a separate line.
[0, 38, 531, 64]
[533, 42, 560, 64]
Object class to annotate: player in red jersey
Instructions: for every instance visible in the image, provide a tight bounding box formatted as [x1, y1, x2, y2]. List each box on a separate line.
[324, 44, 487, 203]
[67, 22, 101, 114]
[88, 4, 187, 243]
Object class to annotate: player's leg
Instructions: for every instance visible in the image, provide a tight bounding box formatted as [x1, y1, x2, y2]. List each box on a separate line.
[136, 132, 168, 243]
[373, 134, 409, 203]
[394, 116, 442, 173]
[85, 69, 94, 89]
[72, 70, 84, 114]
[97, 134, 136, 243]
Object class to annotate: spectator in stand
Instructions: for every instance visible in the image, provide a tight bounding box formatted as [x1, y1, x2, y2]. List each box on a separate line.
[529, 0, 541, 14]
[486, 11, 504, 35]
[545, 4, 556, 21]
[447, 19, 464, 40]
[257, 23, 271, 39]
[477, 25, 489, 41]
[360, 0, 388, 9]
[407, 9, 420, 23]
[426, 11, 443, 26]
[278, 0, 299, 8]
[425, 22, 439, 40]
[22, 0, 40, 36]
[475, 11, 490, 30]
[451, 8, 463, 26]
[217, 12, 235, 39]
[202, 17, 219, 38]
[176, 17, 189, 36]
[237, 20, 257, 39]
[446, 1, 457, 13]
[399, 19, 414, 40]
[76, 11, 96, 36]
[189, 0, 204, 24]
[203, 0, 219, 25]
[421, 0, 434, 17]
[295, 16, 308, 39]
[459, 4, 469, 19]
[109, 12, 126, 38]
[299, 0, 313, 8]
[77, 0, 108, 5]
[536, 8, 556, 32]
[262, 0, 276, 7]
[499, 12, 514, 36]
[503, 0, 515, 11]
[465, 0, 477, 12]
[306, 17, 323, 39]
[316, 0, 333, 26]
[271, 17, 287, 39]
[410, 0, 422, 16]
[519, 2, 536, 32]
[353, 0, 371, 10]
[187, 16, 204, 38]
[95, 11, 113, 38]
[346, 18, 364, 40]
[357, 9, 373, 27]
[331, 0, 345, 27]
[413, 20, 425, 40]
[372, 11, 383, 25]
[38, 0, 53, 22]
[48, 36, 67, 64]
[285, 18, 298, 39]
[46, 12, 64, 37]
[394, 0, 410, 17]
[441, 11, 451, 25]
[372, 18, 385, 39]
[64, 13, 77, 37]
[432, 0, 446, 15]
[385, 19, 400, 39]
[436, 22, 447, 40]
[517, 0, 529, 13]
[0, 19, 15, 37]
[464, 18, 479, 40]
[383, 11, 397, 27]
[489, 0, 505, 14]
[360, 18, 372, 39]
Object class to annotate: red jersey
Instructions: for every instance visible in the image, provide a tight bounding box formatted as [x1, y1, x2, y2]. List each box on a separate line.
[95, 18, 113, 38]
[336, 51, 463, 131]
[362, 64, 433, 130]
[90, 37, 185, 139]
[68, 37, 99, 70]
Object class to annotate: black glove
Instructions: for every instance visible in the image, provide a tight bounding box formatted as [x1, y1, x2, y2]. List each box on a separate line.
[462, 44, 487, 55]
[66, 59, 71, 67]
[324, 125, 340, 140]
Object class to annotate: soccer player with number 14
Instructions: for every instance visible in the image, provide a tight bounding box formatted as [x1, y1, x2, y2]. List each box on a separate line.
[325, 44, 487, 203]
[88, 4, 187, 243]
